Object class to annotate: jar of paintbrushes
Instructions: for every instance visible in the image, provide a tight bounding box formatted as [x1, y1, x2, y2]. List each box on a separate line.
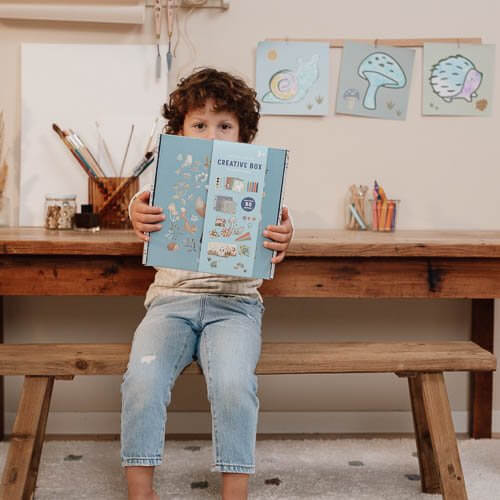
[52, 119, 157, 230]
[345, 184, 369, 230]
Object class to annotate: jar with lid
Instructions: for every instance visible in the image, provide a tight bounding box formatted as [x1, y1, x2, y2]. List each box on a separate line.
[44, 194, 77, 230]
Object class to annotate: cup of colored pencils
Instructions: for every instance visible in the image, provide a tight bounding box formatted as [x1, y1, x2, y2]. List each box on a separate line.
[370, 181, 400, 232]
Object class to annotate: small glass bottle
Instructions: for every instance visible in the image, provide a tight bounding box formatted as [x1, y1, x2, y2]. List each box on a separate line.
[44, 194, 77, 230]
[74, 204, 100, 232]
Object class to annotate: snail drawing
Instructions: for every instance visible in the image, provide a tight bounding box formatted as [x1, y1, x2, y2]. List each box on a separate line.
[357, 52, 407, 110]
[430, 55, 482, 103]
[262, 54, 320, 103]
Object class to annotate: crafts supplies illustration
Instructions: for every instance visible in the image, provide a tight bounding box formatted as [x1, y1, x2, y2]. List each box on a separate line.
[423, 43, 495, 116]
[143, 134, 289, 279]
[256, 41, 330, 116]
[336, 41, 415, 120]
[371, 180, 399, 232]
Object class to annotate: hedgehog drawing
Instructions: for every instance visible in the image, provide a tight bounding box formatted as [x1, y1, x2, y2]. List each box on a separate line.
[430, 55, 483, 103]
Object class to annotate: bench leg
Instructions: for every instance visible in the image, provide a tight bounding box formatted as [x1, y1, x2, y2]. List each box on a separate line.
[0, 375, 54, 500]
[408, 375, 441, 494]
[419, 372, 467, 500]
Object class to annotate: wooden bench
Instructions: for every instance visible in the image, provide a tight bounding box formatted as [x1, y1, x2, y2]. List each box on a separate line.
[0, 341, 496, 500]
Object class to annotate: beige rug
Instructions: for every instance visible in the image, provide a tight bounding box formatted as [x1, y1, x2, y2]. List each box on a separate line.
[1, 438, 499, 499]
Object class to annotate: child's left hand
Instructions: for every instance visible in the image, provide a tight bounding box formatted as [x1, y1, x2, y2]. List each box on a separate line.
[263, 206, 294, 264]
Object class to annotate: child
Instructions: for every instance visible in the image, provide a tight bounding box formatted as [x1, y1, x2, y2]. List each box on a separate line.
[122, 67, 293, 500]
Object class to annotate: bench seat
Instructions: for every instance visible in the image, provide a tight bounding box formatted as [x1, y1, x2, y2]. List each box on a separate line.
[0, 341, 494, 375]
[0, 341, 496, 500]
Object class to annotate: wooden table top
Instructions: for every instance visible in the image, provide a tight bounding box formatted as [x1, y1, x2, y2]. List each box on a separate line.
[2, 227, 500, 258]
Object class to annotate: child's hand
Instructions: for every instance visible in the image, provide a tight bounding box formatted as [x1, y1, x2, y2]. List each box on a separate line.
[262, 206, 294, 264]
[130, 191, 165, 242]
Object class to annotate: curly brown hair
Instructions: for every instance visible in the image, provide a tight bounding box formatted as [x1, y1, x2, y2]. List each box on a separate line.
[162, 68, 260, 143]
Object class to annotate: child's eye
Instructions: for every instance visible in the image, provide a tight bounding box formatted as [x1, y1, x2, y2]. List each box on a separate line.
[193, 123, 205, 129]
[221, 123, 233, 130]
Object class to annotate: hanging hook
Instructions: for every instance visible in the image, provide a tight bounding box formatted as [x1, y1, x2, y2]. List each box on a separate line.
[374, 38, 379, 49]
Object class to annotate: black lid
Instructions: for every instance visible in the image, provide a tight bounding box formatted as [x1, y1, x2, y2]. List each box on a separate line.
[81, 204, 93, 213]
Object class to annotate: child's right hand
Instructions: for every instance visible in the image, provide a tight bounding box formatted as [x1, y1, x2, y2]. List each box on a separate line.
[130, 191, 165, 242]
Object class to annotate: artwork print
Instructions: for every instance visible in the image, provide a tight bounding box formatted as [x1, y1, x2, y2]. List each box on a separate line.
[256, 41, 330, 116]
[423, 43, 495, 116]
[336, 40, 415, 120]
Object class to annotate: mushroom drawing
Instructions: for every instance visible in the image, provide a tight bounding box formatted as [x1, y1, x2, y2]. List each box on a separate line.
[357, 52, 407, 110]
[343, 88, 360, 110]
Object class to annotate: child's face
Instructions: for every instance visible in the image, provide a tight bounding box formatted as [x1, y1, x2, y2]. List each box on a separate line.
[181, 98, 240, 142]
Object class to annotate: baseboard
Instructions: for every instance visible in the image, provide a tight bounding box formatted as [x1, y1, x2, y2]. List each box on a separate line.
[6, 410, 500, 435]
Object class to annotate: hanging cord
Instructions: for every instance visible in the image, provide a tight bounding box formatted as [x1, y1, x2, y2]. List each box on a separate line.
[175, 6, 198, 81]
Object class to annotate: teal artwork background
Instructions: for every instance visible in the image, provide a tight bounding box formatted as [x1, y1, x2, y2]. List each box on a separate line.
[256, 41, 330, 116]
[335, 41, 415, 120]
[423, 43, 495, 116]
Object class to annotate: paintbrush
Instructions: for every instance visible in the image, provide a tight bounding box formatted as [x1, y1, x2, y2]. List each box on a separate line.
[52, 123, 108, 196]
[154, 0, 162, 79]
[166, 0, 175, 71]
[69, 129, 106, 178]
[95, 121, 118, 176]
[144, 117, 159, 156]
[119, 124, 135, 177]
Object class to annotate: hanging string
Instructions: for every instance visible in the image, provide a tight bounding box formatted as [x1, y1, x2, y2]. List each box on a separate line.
[175, 6, 198, 81]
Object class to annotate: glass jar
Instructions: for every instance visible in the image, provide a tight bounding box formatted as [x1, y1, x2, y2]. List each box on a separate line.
[344, 184, 369, 230]
[44, 194, 77, 230]
[369, 199, 400, 232]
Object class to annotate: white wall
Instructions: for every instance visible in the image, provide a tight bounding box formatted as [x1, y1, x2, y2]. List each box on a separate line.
[1, 0, 500, 434]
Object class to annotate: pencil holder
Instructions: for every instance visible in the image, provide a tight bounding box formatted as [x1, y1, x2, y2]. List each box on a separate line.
[88, 177, 138, 229]
[369, 199, 400, 232]
[345, 185, 369, 230]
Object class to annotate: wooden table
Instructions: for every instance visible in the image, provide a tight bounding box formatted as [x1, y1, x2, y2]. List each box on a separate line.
[1, 227, 498, 439]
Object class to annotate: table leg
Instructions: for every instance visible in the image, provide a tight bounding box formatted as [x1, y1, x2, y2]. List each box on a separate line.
[1, 296, 3, 441]
[470, 299, 494, 438]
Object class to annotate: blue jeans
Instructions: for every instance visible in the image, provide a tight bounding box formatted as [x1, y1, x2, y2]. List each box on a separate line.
[120, 294, 264, 474]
